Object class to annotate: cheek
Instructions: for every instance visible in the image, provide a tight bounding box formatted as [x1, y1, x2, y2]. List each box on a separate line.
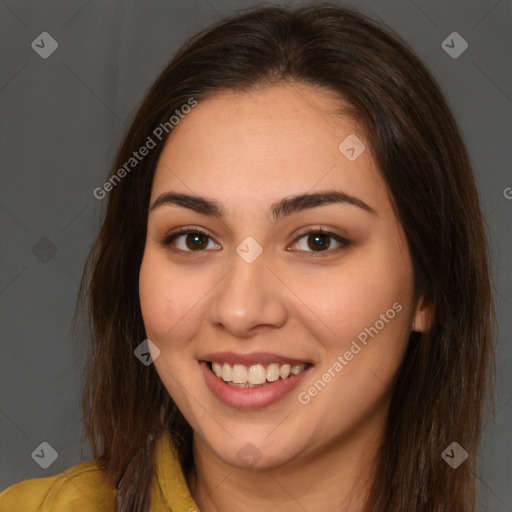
[139, 252, 188, 350]
[139, 251, 199, 343]
[294, 257, 411, 437]
[139, 253, 203, 404]
[294, 248, 412, 351]
[138, 258, 171, 341]
[292, 240, 414, 418]
[139, 248, 184, 326]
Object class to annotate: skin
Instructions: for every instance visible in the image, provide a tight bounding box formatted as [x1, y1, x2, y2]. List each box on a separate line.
[139, 82, 431, 512]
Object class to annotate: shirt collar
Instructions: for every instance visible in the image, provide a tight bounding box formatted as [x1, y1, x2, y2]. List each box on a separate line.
[153, 429, 200, 511]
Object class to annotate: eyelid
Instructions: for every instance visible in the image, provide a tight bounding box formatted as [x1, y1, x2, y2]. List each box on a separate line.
[288, 227, 350, 257]
[159, 225, 350, 257]
[158, 226, 217, 256]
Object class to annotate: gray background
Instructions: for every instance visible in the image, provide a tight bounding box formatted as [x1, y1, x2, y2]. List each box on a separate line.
[0, 0, 511, 509]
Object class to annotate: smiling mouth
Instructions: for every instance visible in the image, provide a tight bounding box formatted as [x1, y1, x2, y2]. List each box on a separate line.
[205, 361, 312, 388]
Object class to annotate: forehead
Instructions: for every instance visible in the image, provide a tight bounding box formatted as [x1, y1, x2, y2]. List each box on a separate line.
[151, 83, 385, 214]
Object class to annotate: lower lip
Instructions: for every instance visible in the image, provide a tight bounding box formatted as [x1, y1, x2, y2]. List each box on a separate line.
[199, 361, 313, 409]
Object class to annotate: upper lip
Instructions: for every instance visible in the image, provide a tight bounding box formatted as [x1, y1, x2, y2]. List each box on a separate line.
[198, 351, 313, 366]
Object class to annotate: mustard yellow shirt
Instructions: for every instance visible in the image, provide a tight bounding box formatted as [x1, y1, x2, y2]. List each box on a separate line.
[0, 430, 200, 511]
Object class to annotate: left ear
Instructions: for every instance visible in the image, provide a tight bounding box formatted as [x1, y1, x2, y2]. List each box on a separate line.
[412, 296, 433, 332]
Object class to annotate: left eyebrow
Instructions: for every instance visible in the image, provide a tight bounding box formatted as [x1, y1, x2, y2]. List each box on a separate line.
[149, 189, 377, 221]
[271, 190, 377, 220]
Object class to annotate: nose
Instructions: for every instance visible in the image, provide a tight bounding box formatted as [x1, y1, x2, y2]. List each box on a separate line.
[207, 249, 287, 338]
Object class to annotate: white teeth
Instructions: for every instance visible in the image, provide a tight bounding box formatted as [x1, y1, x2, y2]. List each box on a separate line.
[248, 364, 267, 385]
[221, 363, 232, 382]
[290, 364, 306, 375]
[232, 364, 247, 384]
[266, 363, 280, 382]
[279, 364, 291, 379]
[209, 361, 307, 384]
[212, 362, 223, 377]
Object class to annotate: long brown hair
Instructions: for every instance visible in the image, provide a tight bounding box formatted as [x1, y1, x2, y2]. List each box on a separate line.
[74, 3, 496, 511]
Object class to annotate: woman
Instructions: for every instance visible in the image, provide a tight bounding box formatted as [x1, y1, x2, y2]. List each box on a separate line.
[0, 3, 495, 511]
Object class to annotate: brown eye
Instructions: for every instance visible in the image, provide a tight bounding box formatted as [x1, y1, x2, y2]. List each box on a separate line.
[160, 229, 220, 253]
[291, 228, 350, 257]
[183, 232, 209, 250]
[306, 233, 331, 251]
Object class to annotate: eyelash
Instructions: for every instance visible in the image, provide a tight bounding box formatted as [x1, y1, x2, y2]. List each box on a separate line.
[159, 226, 350, 258]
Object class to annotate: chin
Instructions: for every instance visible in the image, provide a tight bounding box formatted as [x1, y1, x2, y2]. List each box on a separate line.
[205, 432, 307, 471]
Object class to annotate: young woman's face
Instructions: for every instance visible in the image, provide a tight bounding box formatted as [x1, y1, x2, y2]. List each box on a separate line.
[139, 83, 426, 470]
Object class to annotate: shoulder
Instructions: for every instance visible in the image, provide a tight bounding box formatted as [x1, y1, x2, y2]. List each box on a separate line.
[0, 460, 116, 512]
